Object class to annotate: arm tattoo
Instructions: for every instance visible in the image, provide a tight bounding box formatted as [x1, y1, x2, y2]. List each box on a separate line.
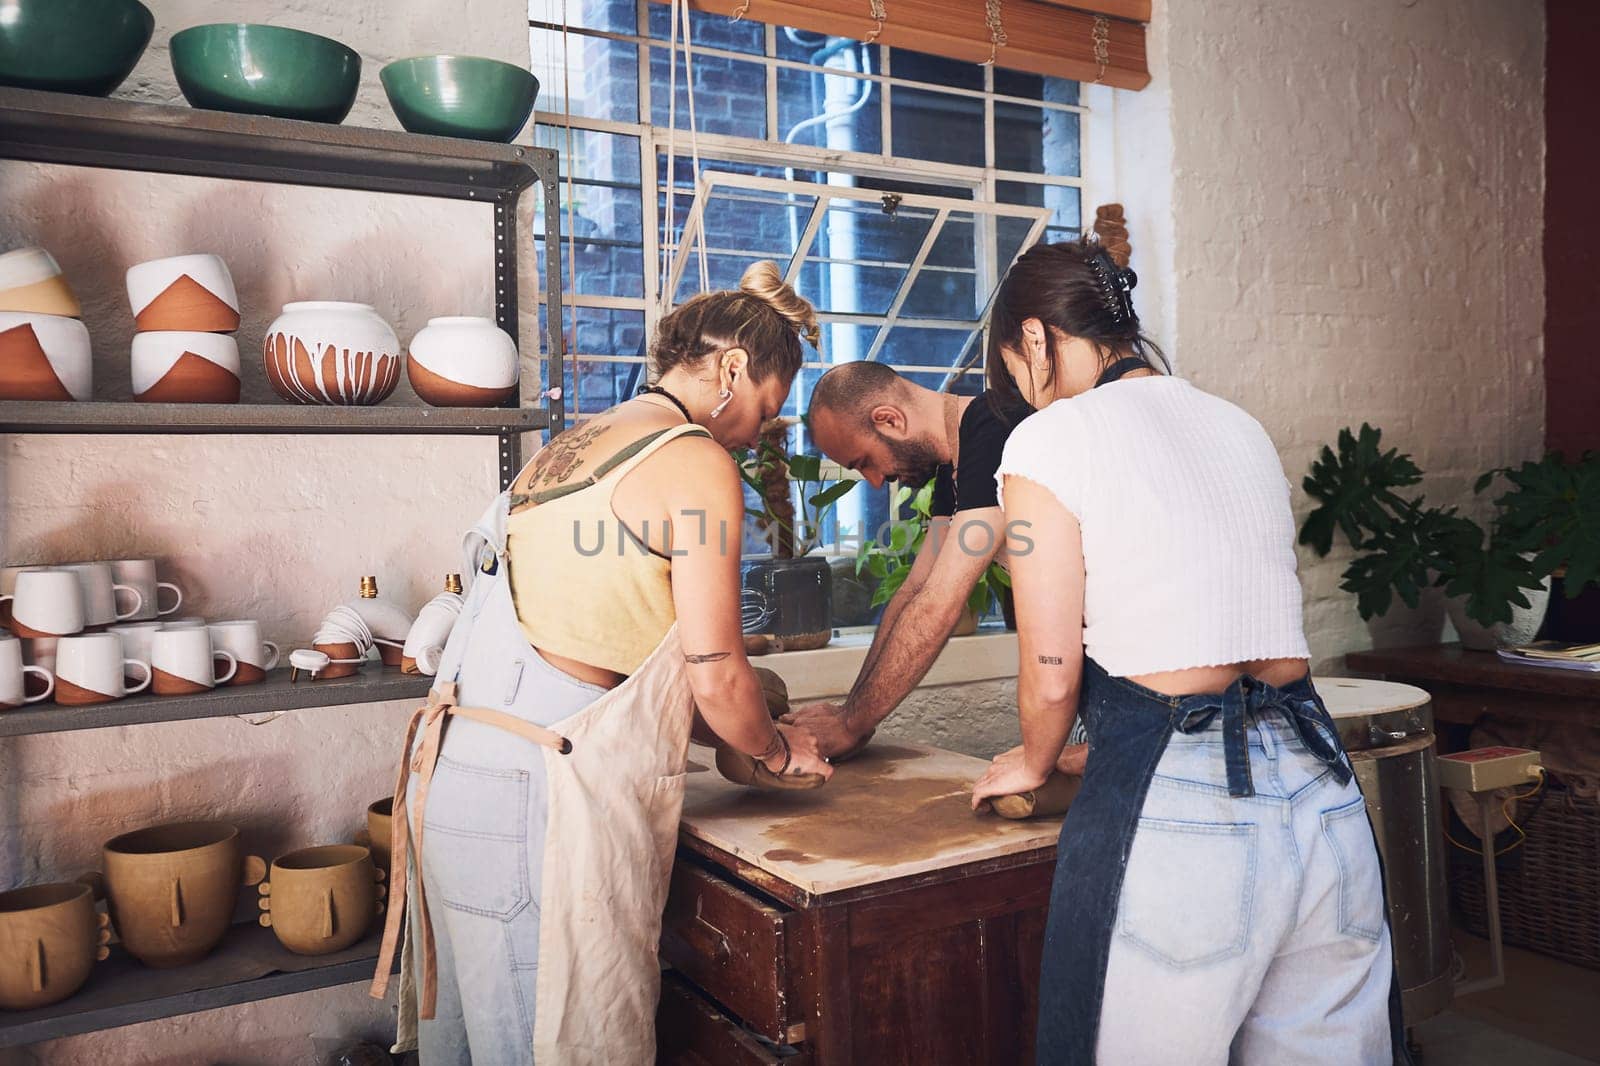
[1037, 655, 1064, 665]
[685, 651, 731, 664]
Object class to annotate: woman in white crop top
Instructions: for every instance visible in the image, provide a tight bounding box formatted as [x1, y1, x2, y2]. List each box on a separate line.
[970, 235, 1407, 1065]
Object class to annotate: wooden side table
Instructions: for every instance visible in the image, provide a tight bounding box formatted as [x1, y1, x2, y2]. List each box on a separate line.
[1345, 643, 1600, 729]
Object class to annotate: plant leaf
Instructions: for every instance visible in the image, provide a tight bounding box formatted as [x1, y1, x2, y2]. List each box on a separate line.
[1298, 424, 1423, 556]
[786, 453, 822, 482]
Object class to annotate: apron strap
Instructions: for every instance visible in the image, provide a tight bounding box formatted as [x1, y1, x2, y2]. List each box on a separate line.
[1174, 677, 1352, 798]
[370, 683, 572, 1014]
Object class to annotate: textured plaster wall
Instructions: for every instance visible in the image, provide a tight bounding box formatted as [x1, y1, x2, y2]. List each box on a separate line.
[0, 1, 530, 1063]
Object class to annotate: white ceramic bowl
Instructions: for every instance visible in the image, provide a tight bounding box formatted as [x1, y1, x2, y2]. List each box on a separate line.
[130, 331, 241, 403]
[406, 316, 519, 407]
[125, 253, 239, 332]
[263, 301, 402, 406]
[0, 311, 92, 400]
[0, 247, 80, 317]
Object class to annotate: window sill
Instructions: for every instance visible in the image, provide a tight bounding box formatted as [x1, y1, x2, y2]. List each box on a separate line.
[759, 627, 1019, 702]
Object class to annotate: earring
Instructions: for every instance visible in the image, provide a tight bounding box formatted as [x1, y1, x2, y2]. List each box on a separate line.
[710, 388, 734, 420]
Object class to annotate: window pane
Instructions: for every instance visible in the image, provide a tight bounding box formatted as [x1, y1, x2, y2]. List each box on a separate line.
[997, 182, 1081, 248]
[993, 68, 1079, 106]
[899, 213, 981, 321]
[888, 47, 983, 91]
[875, 326, 981, 370]
[776, 65, 882, 154]
[891, 87, 983, 167]
[996, 102, 1080, 177]
[649, 46, 767, 139]
[530, 28, 640, 123]
[529, 0, 636, 33]
[544, 307, 648, 418]
[534, 129, 645, 299]
[646, 3, 765, 55]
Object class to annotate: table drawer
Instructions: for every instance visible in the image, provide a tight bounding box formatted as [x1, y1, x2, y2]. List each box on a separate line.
[660, 861, 798, 1042]
[657, 973, 809, 1066]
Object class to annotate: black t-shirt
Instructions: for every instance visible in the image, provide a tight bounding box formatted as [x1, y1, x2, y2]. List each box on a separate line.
[930, 391, 1034, 517]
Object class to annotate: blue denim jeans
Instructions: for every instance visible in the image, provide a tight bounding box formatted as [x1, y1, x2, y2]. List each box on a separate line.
[1036, 659, 1409, 1065]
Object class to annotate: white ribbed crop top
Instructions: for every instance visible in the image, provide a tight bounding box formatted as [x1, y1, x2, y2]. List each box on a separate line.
[995, 376, 1311, 677]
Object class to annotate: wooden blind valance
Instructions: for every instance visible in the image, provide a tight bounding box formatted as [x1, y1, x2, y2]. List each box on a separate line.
[649, 0, 1151, 91]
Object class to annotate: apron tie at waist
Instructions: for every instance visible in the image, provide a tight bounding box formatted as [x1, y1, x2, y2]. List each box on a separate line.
[371, 683, 571, 1016]
[1173, 677, 1351, 798]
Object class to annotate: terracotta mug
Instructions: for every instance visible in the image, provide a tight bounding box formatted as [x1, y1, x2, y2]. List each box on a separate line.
[353, 797, 394, 873]
[0, 881, 110, 1009]
[100, 821, 266, 968]
[54, 633, 152, 705]
[0, 634, 54, 709]
[257, 845, 385, 956]
[206, 621, 280, 686]
[109, 560, 183, 621]
[0, 568, 85, 639]
[150, 626, 237, 696]
[60, 562, 143, 628]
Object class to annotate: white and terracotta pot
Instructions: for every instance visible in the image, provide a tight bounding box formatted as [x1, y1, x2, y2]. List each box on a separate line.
[131, 331, 241, 403]
[263, 302, 402, 406]
[0, 311, 92, 401]
[125, 254, 240, 333]
[406, 316, 519, 407]
[0, 247, 80, 318]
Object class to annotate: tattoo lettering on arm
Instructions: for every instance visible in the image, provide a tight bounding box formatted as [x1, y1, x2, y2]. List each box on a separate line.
[1037, 655, 1064, 665]
[685, 652, 732, 664]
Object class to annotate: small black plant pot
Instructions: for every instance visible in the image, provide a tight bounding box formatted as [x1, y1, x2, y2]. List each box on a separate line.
[743, 556, 833, 651]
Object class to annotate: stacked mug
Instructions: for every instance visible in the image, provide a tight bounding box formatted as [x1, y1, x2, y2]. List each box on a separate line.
[0, 246, 93, 402]
[126, 254, 243, 403]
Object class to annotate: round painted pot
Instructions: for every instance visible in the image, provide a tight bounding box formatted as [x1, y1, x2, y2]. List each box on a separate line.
[0, 311, 92, 401]
[0, 0, 154, 96]
[257, 845, 383, 956]
[170, 24, 361, 124]
[263, 302, 402, 406]
[379, 55, 539, 142]
[0, 881, 108, 1010]
[407, 317, 519, 407]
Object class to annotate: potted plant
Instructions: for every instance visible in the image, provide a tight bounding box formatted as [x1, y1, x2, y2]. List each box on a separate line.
[737, 418, 860, 652]
[1298, 424, 1599, 648]
[857, 477, 1013, 635]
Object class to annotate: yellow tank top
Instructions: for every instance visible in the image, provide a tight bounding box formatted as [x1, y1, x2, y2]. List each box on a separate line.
[505, 423, 713, 676]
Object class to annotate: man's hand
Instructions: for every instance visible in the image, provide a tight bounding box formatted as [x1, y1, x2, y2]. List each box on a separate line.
[781, 700, 867, 760]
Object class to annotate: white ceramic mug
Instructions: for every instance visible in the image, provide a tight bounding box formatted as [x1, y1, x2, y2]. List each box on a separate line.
[0, 636, 53, 708]
[107, 622, 165, 675]
[0, 569, 85, 638]
[1, 564, 45, 627]
[108, 560, 182, 621]
[54, 633, 150, 705]
[151, 627, 236, 695]
[206, 621, 279, 686]
[23, 635, 59, 675]
[60, 562, 142, 628]
[160, 617, 206, 629]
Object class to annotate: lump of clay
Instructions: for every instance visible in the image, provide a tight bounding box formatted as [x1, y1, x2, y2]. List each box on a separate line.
[714, 665, 825, 790]
[990, 771, 1082, 820]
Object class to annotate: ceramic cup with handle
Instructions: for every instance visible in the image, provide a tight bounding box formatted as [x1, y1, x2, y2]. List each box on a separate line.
[0, 568, 85, 639]
[150, 627, 236, 696]
[0, 881, 111, 1010]
[0, 634, 54, 709]
[54, 633, 152, 705]
[109, 560, 183, 622]
[108, 622, 165, 675]
[257, 844, 384, 956]
[61, 562, 143, 628]
[206, 621, 279, 685]
[98, 821, 265, 968]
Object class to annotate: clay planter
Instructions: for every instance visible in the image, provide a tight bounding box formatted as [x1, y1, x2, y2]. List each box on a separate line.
[0, 247, 80, 317]
[125, 254, 239, 333]
[258, 844, 384, 956]
[312, 640, 362, 680]
[356, 797, 394, 873]
[263, 301, 401, 406]
[0, 311, 92, 401]
[406, 316, 518, 407]
[131, 331, 241, 403]
[100, 821, 265, 968]
[0, 881, 110, 1009]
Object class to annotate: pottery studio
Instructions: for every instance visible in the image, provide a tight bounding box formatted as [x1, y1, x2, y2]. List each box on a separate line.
[0, 1, 1597, 1065]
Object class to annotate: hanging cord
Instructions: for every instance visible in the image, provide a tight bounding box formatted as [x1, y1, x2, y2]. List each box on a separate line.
[731, 0, 751, 18]
[659, 0, 680, 309]
[1091, 15, 1111, 83]
[678, 0, 710, 294]
[559, 0, 581, 419]
[1443, 770, 1547, 858]
[981, 0, 1008, 65]
[864, 0, 887, 44]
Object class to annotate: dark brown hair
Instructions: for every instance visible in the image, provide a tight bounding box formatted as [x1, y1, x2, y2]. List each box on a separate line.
[650, 260, 818, 385]
[986, 206, 1166, 406]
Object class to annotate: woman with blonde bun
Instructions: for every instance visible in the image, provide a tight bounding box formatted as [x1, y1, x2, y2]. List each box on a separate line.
[373, 261, 832, 1064]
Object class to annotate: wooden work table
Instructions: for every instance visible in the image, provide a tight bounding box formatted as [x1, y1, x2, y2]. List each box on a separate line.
[657, 741, 1064, 1066]
[1345, 643, 1600, 728]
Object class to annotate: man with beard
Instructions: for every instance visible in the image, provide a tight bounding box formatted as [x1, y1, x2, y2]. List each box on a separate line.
[788, 361, 1086, 770]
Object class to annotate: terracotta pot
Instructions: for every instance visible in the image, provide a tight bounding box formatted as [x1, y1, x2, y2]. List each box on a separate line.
[0, 247, 80, 317]
[0, 881, 109, 1009]
[125, 253, 239, 333]
[131, 331, 241, 403]
[364, 797, 394, 873]
[406, 316, 518, 407]
[100, 821, 265, 968]
[312, 640, 362, 679]
[263, 301, 401, 406]
[0, 311, 92, 400]
[258, 844, 384, 956]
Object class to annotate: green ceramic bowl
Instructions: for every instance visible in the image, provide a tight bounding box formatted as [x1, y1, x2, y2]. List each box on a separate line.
[380, 56, 539, 142]
[170, 24, 361, 124]
[0, 0, 154, 96]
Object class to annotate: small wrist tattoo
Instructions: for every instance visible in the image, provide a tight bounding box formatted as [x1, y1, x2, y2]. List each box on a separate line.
[1037, 655, 1064, 665]
[685, 651, 731, 664]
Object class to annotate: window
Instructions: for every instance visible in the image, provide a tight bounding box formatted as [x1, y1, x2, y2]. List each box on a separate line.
[529, 1, 1085, 567]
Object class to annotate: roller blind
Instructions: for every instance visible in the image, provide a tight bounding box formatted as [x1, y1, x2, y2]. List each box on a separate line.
[648, 0, 1151, 90]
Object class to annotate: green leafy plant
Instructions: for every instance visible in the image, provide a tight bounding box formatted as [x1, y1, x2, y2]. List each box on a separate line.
[1298, 424, 1599, 627]
[857, 477, 1012, 619]
[735, 418, 859, 558]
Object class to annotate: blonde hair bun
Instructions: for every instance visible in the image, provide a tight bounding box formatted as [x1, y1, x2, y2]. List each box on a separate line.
[739, 260, 821, 348]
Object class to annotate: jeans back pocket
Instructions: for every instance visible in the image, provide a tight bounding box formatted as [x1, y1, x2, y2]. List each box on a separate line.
[1117, 817, 1258, 969]
[422, 756, 533, 921]
[1321, 797, 1385, 942]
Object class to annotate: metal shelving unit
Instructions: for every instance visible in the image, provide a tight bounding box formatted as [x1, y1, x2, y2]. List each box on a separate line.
[0, 88, 569, 1043]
